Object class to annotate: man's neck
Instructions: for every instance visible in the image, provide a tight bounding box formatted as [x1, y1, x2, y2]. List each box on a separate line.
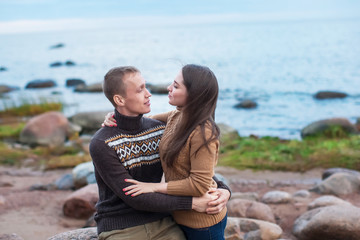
[114, 109, 143, 132]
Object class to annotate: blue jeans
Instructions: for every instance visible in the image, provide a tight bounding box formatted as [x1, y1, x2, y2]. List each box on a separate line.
[179, 214, 227, 240]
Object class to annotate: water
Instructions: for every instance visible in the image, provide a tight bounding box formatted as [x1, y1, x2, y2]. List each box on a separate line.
[1, 18, 360, 139]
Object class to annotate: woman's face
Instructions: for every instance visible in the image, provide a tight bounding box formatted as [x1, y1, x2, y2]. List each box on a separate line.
[167, 70, 188, 107]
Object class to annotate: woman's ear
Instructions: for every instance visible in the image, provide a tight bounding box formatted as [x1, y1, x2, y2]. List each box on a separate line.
[113, 94, 125, 106]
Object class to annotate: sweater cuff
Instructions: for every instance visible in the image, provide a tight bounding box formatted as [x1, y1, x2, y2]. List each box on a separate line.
[177, 196, 193, 210]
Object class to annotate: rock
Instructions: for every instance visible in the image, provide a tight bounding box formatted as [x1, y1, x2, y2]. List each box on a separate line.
[356, 117, 360, 132]
[84, 214, 96, 228]
[20, 111, 72, 147]
[214, 173, 229, 186]
[49, 62, 62, 67]
[308, 195, 352, 210]
[69, 111, 111, 134]
[225, 217, 283, 240]
[147, 83, 169, 94]
[0, 233, 24, 240]
[55, 173, 74, 190]
[29, 183, 56, 191]
[66, 78, 86, 87]
[301, 117, 357, 138]
[230, 192, 259, 201]
[47, 227, 97, 240]
[293, 190, 311, 198]
[218, 123, 240, 141]
[25, 79, 56, 88]
[314, 91, 348, 99]
[234, 99, 257, 109]
[227, 198, 276, 223]
[0, 85, 19, 93]
[74, 83, 103, 93]
[49, 43, 65, 49]
[73, 162, 95, 189]
[0, 195, 6, 205]
[261, 191, 292, 204]
[322, 167, 360, 180]
[65, 60, 76, 66]
[293, 204, 360, 240]
[63, 183, 98, 219]
[309, 172, 360, 196]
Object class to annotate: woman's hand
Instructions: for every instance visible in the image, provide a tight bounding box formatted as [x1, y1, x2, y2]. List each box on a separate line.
[192, 192, 218, 212]
[123, 179, 167, 197]
[206, 188, 230, 214]
[102, 111, 117, 127]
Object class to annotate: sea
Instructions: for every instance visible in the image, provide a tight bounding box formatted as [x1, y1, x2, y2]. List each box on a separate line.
[1, 17, 360, 139]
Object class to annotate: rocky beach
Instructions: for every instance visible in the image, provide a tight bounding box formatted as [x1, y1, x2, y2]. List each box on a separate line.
[1, 165, 360, 240]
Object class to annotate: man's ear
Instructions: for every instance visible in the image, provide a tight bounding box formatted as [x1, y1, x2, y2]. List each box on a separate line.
[113, 94, 125, 106]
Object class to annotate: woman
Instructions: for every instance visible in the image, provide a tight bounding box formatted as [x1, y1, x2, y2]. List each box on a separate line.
[105, 64, 227, 240]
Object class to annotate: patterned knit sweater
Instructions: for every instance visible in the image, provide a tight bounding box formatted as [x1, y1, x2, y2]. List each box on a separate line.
[90, 110, 192, 234]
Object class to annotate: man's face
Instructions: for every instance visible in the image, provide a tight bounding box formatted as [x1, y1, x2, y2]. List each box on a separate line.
[120, 72, 152, 116]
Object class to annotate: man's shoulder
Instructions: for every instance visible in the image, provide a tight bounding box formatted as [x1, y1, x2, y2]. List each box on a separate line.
[91, 127, 116, 143]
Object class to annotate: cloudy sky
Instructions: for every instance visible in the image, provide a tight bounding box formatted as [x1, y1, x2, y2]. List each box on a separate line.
[0, 0, 359, 34]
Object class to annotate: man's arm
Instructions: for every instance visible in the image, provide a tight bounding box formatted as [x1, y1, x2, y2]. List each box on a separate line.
[91, 137, 202, 213]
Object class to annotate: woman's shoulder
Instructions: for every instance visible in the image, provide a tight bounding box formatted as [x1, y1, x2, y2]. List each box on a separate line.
[191, 121, 217, 138]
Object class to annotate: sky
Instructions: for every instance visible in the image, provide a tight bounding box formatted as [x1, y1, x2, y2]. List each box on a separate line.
[0, 0, 360, 34]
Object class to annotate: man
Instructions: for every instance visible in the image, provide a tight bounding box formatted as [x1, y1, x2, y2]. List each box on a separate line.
[90, 66, 230, 239]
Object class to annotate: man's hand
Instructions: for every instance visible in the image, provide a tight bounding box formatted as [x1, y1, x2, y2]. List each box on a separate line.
[192, 192, 218, 213]
[206, 188, 230, 214]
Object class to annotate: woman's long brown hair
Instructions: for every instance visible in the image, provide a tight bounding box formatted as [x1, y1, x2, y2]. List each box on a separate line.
[163, 64, 220, 168]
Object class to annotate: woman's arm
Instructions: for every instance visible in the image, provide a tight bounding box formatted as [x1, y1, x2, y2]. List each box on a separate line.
[166, 126, 219, 197]
[148, 111, 172, 123]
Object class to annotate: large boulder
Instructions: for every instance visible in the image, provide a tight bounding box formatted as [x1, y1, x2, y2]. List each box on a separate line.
[66, 78, 86, 87]
[314, 91, 348, 99]
[261, 190, 292, 204]
[63, 184, 98, 219]
[218, 123, 240, 142]
[25, 79, 56, 88]
[49, 43, 65, 49]
[20, 111, 71, 147]
[74, 83, 102, 93]
[234, 99, 257, 109]
[301, 118, 357, 138]
[226, 217, 283, 240]
[309, 172, 360, 196]
[0, 85, 19, 93]
[307, 195, 352, 210]
[48, 227, 97, 240]
[322, 167, 360, 180]
[227, 199, 276, 223]
[147, 83, 169, 94]
[293, 204, 360, 240]
[73, 162, 95, 189]
[69, 111, 111, 134]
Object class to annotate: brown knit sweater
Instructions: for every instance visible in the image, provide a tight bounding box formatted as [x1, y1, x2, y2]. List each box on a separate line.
[152, 110, 227, 228]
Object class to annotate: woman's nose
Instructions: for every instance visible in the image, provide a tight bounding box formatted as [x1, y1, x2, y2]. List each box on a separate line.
[145, 88, 152, 97]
